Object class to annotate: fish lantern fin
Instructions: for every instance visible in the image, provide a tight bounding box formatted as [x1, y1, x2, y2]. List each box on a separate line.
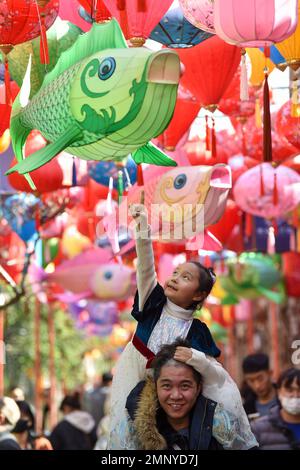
[41, 19, 127, 91]
[6, 126, 83, 188]
[132, 142, 177, 167]
[221, 293, 239, 305]
[256, 284, 285, 304]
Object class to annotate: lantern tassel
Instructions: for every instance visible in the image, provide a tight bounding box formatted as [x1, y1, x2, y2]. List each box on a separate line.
[267, 226, 276, 254]
[40, 14, 49, 65]
[263, 72, 272, 162]
[245, 213, 253, 239]
[117, 0, 126, 9]
[72, 157, 77, 186]
[211, 117, 217, 158]
[273, 170, 278, 206]
[137, 0, 147, 12]
[240, 50, 249, 101]
[4, 58, 12, 106]
[137, 164, 144, 205]
[291, 80, 299, 118]
[255, 96, 262, 128]
[241, 123, 247, 155]
[205, 115, 210, 152]
[260, 164, 265, 196]
[290, 228, 296, 252]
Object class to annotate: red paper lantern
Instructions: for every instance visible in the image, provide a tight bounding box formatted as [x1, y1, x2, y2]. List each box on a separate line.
[275, 99, 300, 151]
[103, 0, 173, 46]
[209, 199, 242, 246]
[0, 81, 20, 136]
[77, 0, 111, 22]
[177, 36, 241, 111]
[156, 86, 200, 151]
[0, 0, 59, 100]
[234, 116, 298, 162]
[282, 252, 300, 297]
[219, 68, 256, 119]
[185, 135, 228, 166]
[8, 131, 64, 193]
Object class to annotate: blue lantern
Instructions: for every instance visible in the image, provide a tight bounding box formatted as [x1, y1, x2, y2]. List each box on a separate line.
[150, 7, 212, 48]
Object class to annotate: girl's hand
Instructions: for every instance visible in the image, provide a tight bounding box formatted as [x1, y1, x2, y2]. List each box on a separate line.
[174, 347, 193, 363]
[130, 203, 147, 220]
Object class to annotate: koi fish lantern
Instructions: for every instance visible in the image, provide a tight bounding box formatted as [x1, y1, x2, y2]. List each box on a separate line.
[100, 163, 232, 245]
[30, 247, 136, 302]
[7, 19, 180, 189]
[220, 253, 285, 304]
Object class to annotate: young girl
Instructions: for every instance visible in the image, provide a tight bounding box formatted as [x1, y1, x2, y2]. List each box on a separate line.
[108, 204, 257, 450]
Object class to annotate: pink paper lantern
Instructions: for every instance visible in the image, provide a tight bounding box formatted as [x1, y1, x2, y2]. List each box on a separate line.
[102, 0, 173, 46]
[179, 0, 216, 34]
[214, 0, 298, 47]
[233, 163, 300, 218]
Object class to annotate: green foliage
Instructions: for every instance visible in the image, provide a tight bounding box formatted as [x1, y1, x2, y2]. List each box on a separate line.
[3, 291, 86, 392]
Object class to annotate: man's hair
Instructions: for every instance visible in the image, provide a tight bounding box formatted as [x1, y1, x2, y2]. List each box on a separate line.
[151, 338, 203, 386]
[102, 372, 113, 384]
[59, 392, 81, 412]
[277, 368, 300, 389]
[242, 353, 270, 374]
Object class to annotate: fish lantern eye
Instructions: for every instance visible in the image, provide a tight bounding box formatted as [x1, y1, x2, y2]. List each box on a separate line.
[98, 57, 116, 80]
[104, 271, 113, 280]
[174, 174, 187, 189]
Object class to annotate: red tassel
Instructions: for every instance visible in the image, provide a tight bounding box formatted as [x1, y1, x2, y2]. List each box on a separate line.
[264, 46, 271, 58]
[205, 115, 210, 151]
[241, 123, 247, 155]
[263, 73, 272, 162]
[273, 219, 279, 236]
[137, 0, 147, 11]
[137, 164, 144, 186]
[260, 165, 265, 196]
[117, 0, 126, 10]
[273, 170, 278, 206]
[245, 213, 253, 238]
[211, 117, 217, 158]
[4, 58, 12, 106]
[40, 14, 49, 64]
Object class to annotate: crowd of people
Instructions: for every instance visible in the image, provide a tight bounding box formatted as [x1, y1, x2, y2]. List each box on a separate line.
[1, 353, 300, 451]
[1, 205, 300, 451]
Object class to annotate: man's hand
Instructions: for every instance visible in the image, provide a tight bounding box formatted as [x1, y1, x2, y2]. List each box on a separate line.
[174, 347, 193, 363]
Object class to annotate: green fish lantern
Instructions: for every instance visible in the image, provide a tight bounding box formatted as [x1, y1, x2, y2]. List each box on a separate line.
[7, 19, 180, 189]
[220, 253, 286, 305]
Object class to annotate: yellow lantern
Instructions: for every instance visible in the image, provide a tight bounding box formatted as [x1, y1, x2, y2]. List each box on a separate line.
[61, 225, 91, 258]
[276, 3, 300, 71]
[246, 48, 275, 88]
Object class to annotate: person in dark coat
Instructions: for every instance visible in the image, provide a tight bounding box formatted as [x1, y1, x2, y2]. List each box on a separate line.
[114, 339, 247, 450]
[242, 353, 278, 419]
[251, 368, 300, 450]
[0, 397, 21, 450]
[49, 393, 97, 450]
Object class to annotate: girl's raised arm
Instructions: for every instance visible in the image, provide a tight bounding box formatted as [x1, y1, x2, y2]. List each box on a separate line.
[130, 204, 157, 311]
